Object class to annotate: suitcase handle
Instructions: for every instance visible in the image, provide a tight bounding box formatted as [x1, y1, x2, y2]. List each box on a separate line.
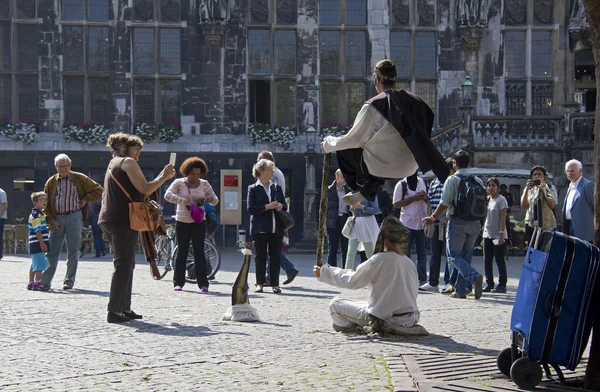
[545, 291, 563, 319]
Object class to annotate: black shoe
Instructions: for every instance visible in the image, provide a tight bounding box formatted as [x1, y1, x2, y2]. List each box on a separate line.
[107, 312, 130, 323]
[123, 310, 143, 320]
[94, 254, 102, 258]
[492, 285, 507, 293]
[482, 284, 494, 292]
[283, 269, 299, 285]
[101, 252, 107, 257]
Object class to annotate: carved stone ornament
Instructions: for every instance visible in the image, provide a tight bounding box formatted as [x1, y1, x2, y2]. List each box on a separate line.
[533, 0, 553, 24]
[456, 0, 489, 27]
[277, 0, 296, 24]
[504, 0, 527, 25]
[417, 0, 435, 26]
[200, 0, 228, 22]
[460, 25, 484, 51]
[161, 0, 179, 21]
[569, 0, 588, 28]
[134, 0, 154, 21]
[393, 0, 409, 25]
[17, 0, 36, 18]
[205, 34, 222, 48]
[251, 0, 269, 23]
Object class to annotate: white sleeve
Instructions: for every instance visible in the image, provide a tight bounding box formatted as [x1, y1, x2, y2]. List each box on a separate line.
[322, 104, 374, 153]
[318, 260, 377, 289]
[392, 181, 403, 204]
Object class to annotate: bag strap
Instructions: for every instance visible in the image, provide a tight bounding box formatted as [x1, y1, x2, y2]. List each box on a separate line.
[108, 160, 134, 203]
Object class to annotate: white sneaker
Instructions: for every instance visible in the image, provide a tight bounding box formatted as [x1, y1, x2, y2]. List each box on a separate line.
[419, 282, 439, 292]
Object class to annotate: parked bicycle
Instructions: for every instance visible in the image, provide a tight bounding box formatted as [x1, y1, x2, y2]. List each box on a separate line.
[154, 224, 221, 282]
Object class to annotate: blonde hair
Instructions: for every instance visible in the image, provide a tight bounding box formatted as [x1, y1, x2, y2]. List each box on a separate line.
[252, 159, 275, 179]
[31, 191, 47, 203]
[106, 132, 143, 157]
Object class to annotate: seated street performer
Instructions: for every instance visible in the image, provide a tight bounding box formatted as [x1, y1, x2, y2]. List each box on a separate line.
[321, 59, 449, 206]
[313, 215, 428, 336]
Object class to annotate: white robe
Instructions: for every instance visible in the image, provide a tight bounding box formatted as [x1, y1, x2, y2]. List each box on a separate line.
[322, 103, 418, 180]
[318, 251, 420, 329]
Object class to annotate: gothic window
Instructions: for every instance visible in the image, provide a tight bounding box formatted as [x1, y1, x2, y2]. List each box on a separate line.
[132, 0, 181, 22]
[248, 0, 298, 127]
[504, 28, 554, 115]
[133, 28, 155, 75]
[390, 29, 438, 113]
[0, 2, 40, 122]
[504, 31, 525, 77]
[134, 79, 154, 124]
[159, 28, 181, 74]
[64, 77, 84, 122]
[318, 0, 368, 126]
[62, 0, 110, 21]
[160, 79, 181, 123]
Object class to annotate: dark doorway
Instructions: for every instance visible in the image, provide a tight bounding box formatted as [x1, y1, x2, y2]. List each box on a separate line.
[249, 80, 270, 124]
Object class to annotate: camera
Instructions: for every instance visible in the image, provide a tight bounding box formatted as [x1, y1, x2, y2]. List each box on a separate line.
[532, 179, 541, 186]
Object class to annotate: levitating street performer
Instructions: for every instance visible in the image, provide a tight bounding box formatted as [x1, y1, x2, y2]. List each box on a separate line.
[222, 242, 260, 322]
[313, 215, 428, 336]
[321, 59, 449, 206]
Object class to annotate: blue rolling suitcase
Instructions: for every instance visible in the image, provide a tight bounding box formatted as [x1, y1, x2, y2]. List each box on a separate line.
[497, 230, 600, 390]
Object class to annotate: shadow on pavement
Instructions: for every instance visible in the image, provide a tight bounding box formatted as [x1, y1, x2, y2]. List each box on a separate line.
[46, 288, 109, 297]
[125, 321, 250, 337]
[279, 286, 341, 295]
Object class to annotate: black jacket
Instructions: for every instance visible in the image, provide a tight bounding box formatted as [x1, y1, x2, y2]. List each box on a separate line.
[247, 182, 288, 235]
[368, 89, 449, 183]
[326, 181, 351, 228]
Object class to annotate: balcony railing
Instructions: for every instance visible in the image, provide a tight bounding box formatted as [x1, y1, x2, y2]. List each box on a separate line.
[473, 116, 562, 148]
[431, 122, 465, 156]
[570, 112, 595, 145]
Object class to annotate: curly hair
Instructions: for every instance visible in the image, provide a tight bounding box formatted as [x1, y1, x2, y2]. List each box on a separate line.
[180, 157, 209, 176]
[252, 159, 275, 179]
[106, 133, 143, 157]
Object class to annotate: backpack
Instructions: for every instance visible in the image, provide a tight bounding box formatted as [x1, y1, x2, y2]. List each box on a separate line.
[453, 174, 487, 221]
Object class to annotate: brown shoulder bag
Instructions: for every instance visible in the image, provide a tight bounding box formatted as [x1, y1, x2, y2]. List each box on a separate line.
[108, 169, 163, 232]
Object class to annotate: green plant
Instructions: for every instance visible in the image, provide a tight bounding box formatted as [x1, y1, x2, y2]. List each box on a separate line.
[62, 122, 110, 145]
[0, 118, 39, 144]
[135, 122, 159, 142]
[248, 123, 296, 150]
[158, 120, 183, 143]
[510, 218, 526, 233]
[320, 123, 352, 137]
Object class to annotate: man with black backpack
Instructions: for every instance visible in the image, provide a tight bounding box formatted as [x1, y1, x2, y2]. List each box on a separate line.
[422, 150, 485, 300]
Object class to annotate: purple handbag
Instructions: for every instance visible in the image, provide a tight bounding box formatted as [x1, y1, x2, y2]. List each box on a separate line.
[186, 181, 205, 222]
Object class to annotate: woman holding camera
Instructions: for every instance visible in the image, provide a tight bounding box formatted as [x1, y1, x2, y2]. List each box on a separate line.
[520, 165, 557, 242]
[165, 157, 218, 292]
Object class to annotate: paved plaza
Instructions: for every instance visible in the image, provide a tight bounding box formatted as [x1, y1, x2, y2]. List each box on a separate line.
[0, 248, 590, 391]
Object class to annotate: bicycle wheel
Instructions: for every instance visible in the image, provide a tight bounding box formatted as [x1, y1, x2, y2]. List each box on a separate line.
[205, 239, 221, 280]
[172, 245, 198, 284]
[153, 235, 173, 280]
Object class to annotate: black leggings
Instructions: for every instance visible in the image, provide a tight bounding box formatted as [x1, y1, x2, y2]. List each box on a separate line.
[174, 220, 209, 288]
[483, 238, 507, 287]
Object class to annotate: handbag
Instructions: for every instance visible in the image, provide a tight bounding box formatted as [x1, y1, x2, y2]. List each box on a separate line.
[186, 181, 205, 223]
[341, 216, 355, 238]
[108, 169, 162, 232]
[276, 210, 295, 230]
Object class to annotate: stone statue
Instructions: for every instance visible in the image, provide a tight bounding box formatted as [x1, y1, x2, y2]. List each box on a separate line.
[456, 0, 489, 26]
[200, 0, 228, 22]
[569, 0, 588, 27]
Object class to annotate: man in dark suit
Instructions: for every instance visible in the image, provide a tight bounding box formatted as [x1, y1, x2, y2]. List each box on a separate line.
[326, 169, 352, 267]
[562, 159, 594, 243]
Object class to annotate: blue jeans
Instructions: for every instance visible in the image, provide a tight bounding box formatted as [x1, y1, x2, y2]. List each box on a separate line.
[327, 216, 349, 267]
[407, 228, 427, 284]
[41, 210, 83, 287]
[92, 223, 106, 256]
[446, 217, 481, 296]
[266, 251, 296, 281]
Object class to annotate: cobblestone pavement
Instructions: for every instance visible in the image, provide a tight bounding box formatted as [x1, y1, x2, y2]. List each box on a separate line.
[0, 249, 537, 391]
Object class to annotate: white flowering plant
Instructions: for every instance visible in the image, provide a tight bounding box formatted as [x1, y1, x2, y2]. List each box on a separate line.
[158, 120, 183, 143]
[135, 122, 159, 142]
[320, 123, 352, 137]
[62, 122, 111, 145]
[249, 123, 296, 150]
[0, 118, 39, 144]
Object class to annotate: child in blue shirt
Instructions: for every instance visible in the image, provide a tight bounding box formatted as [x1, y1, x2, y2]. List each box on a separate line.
[28, 192, 49, 290]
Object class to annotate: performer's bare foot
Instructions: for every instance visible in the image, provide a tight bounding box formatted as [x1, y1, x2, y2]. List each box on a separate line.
[342, 191, 365, 206]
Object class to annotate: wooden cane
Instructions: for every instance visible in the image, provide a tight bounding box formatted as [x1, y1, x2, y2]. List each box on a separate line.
[316, 153, 331, 266]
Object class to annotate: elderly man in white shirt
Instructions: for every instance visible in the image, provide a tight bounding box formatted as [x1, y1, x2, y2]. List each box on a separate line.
[562, 159, 594, 243]
[313, 215, 428, 336]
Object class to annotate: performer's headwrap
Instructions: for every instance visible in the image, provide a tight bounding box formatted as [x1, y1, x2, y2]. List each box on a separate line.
[374, 215, 410, 255]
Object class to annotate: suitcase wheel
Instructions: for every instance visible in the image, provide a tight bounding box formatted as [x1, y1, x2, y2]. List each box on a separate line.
[510, 357, 542, 390]
[497, 347, 519, 378]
